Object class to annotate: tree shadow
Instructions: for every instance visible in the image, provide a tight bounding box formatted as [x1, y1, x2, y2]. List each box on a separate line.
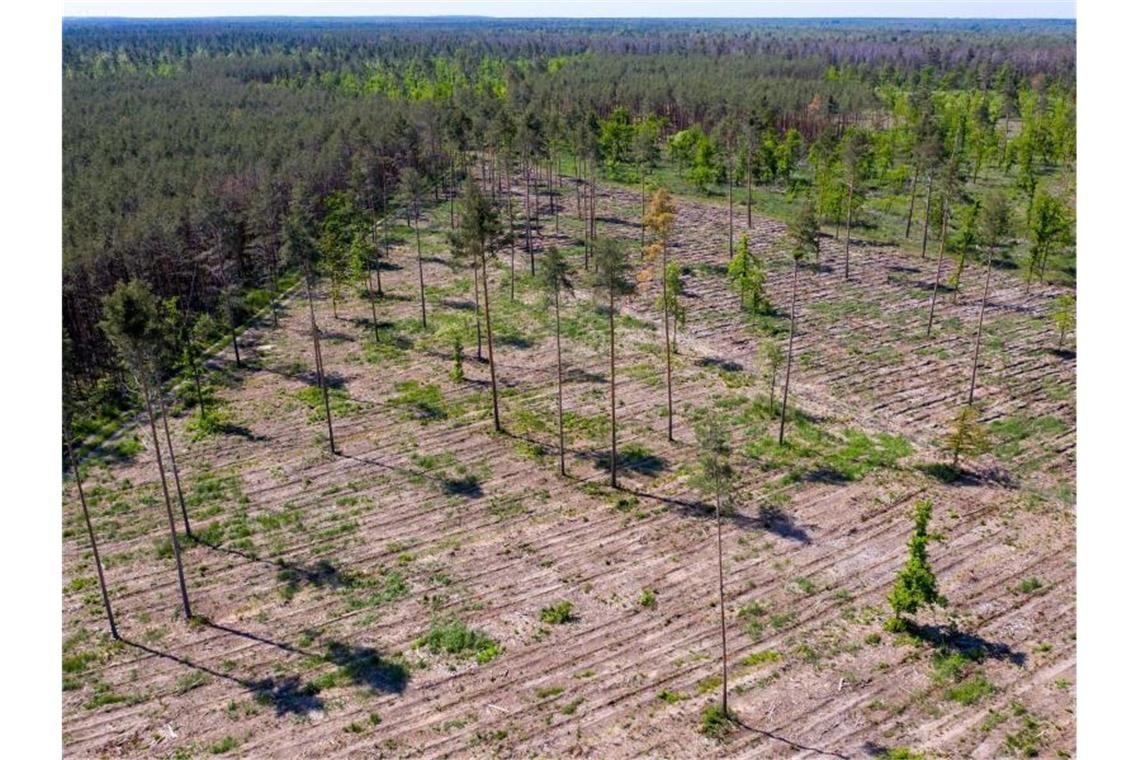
[440, 298, 477, 312]
[917, 462, 1017, 489]
[585, 446, 668, 477]
[121, 638, 325, 716]
[734, 718, 850, 758]
[908, 622, 1026, 667]
[564, 366, 606, 384]
[916, 462, 982, 486]
[1048, 347, 1075, 360]
[887, 264, 921, 274]
[697, 356, 744, 373]
[214, 421, 269, 442]
[276, 558, 360, 598]
[441, 474, 483, 498]
[323, 641, 410, 694]
[757, 505, 813, 544]
[798, 466, 854, 485]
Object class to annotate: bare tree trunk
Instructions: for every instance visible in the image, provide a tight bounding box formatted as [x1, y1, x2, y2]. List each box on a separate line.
[479, 243, 501, 432]
[305, 273, 335, 454]
[778, 260, 800, 445]
[524, 158, 533, 271]
[473, 264, 483, 361]
[450, 151, 456, 230]
[920, 173, 934, 259]
[967, 247, 995, 406]
[662, 242, 674, 442]
[640, 164, 646, 251]
[843, 178, 855, 280]
[555, 291, 567, 476]
[905, 164, 920, 239]
[156, 392, 191, 536]
[507, 157, 516, 301]
[608, 287, 618, 489]
[747, 152, 754, 229]
[715, 486, 729, 714]
[140, 371, 192, 619]
[363, 224, 380, 343]
[727, 165, 734, 259]
[66, 434, 118, 638]
[926, 206, 950, 336]
[414, 197, 427, 329]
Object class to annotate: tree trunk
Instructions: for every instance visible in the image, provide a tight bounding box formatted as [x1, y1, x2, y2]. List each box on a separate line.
[967, 247, 995, 406]
[926, 207, 950, 336]
[555, 291, 567, 476]
[524, 158, 533, 271]
[843, 178, 855, 280]
[778, 260, 800, 445]
[715, 486, 729, 714]
[414, 199, 427, 329]
[769, 356, 779, 415]
[479, 243, 502, 433]
[140, 370, 192, 619]
[747, 153, 754, 228]
[727, 166, 734, 259]
[920, 173, 934, 259]
[450, 152, 456, 230]
[227, 305, 241, 367]
[156, 391, 191, 536]
[189, 345, 206, 422]
[66, 434, 118, 638]
[640, 164, 646, 251]
[662, 243, 674, 442]
[363, 230, 380, 343]
[473, 264, 483, 361]
[306, 273, 335, 454]
[608, 287, 618, 489]
[905, 164, 920, 239]
[507, 165, 516, 301]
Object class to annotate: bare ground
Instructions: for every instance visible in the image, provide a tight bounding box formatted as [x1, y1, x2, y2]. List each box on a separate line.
[62, 176, 1074, 759]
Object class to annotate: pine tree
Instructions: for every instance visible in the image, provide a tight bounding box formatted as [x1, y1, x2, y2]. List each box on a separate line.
[693, 412, 736, 717]
[99, 279, 192, 619]
[540, 245, 574, 476]
[592, 237, 635, 488]
[284, 207, 336, 454]
[886, 500, 946, 632]
[1051, 294, 1075, 349]
[455, 181, 504, 432]
[644, 188, 678, 441]
[944, 405, 990, 468]
[779, 202, 818, 445]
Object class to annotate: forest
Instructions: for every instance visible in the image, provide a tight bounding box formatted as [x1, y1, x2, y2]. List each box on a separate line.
[62, 16, 1074, 759]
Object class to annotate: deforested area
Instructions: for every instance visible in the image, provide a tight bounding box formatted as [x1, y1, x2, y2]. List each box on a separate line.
[61, 16, 1075, 759]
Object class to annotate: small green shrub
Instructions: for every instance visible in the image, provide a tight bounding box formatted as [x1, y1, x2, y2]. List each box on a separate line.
[539, 601, 575, 625]
[415, 620, 501, 664]
[699, 703, 735, 740]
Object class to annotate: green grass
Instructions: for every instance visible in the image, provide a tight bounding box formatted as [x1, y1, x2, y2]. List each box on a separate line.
[389, 380, 448, 421]
[209, 736, 239, 754]
[295, 385, 361, 421]
[699, 703, 735, 740]
[415, 620, 501, 664]
[535, 685, 565, 699]
[539, 601, 575, 625]
[945, 674, 997, 706]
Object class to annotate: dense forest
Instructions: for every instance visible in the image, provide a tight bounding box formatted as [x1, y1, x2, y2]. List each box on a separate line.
[62, 17, 1074, 441]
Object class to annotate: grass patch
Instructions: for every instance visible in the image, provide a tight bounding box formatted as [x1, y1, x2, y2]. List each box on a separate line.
[539, 601, 575, 625]
[415, 620, 501, 664]
[699, 703, 735, 740]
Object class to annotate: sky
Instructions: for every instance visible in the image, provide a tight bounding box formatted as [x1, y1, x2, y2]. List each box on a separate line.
[62, 1, 1076, 19]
